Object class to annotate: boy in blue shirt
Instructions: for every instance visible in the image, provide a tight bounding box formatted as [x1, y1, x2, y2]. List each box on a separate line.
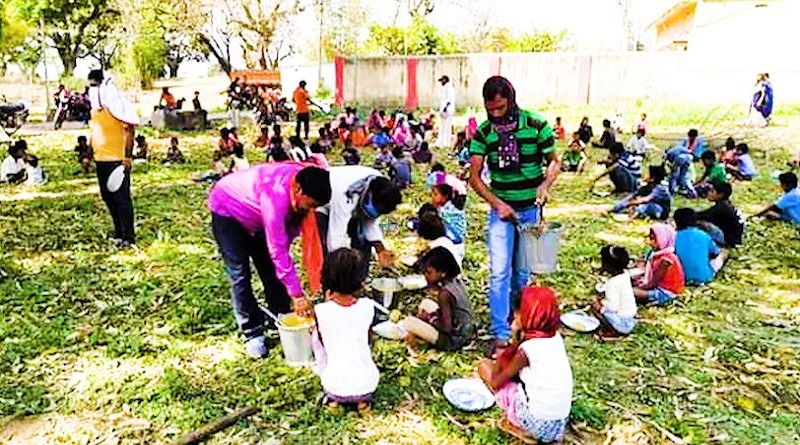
[674, 208, 723, 284]
[665, 145, 697, 198]
[756, 172, 800, 226]
[725, 143, 757, 181]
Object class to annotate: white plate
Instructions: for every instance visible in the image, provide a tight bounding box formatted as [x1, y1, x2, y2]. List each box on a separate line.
[107, 165, 125, 193]
[442, 378, 495, 412]
[612, 213, 630, 222]
[372, 321, 408, 340]
[399, 255, 418, 267]
[561, 310, 601, 333]
[595, 282, 607, 294]
[398, 274, 427, 290]
[371, 277, 401, 292]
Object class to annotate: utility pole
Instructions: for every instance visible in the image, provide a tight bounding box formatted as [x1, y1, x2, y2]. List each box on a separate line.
[40, 19, 51, 119]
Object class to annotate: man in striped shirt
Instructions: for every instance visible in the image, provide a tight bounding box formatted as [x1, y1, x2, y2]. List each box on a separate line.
[468, 76, 560, 352]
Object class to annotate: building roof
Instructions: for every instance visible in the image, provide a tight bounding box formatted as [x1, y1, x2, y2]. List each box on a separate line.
[646, 1, 697, 32]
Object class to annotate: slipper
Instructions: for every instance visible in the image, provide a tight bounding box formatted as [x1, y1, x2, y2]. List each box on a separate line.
[498, 418, 538, 444]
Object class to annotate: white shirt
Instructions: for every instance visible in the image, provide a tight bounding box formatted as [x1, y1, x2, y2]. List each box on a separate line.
[25, 165, 44, 185]
[232, 156, 250, 172]
[1, 156, 24, 181]
[518, 334, 573, 420]
[601, 271, 637, 318]
[440, 82, 456, 115]
[315, 299, 379, 397]
[428, 236, 464, 267]
[318, 166, 385, 251]
[627, 135, 652, 156]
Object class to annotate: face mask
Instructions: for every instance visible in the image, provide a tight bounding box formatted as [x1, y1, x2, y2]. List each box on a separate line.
[363, 196, 381, 219]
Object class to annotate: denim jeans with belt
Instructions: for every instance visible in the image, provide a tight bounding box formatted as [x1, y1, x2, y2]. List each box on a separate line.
[487, 206, 540, 342]
[211, 213, 291, 340]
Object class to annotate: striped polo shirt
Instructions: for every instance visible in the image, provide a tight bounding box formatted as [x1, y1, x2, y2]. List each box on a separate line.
[469, 109, 555, 209]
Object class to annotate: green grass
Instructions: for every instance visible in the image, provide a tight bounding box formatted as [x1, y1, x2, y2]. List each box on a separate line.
[1, 105, 799, 444]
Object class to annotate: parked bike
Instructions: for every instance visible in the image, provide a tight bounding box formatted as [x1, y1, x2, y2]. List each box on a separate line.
[0, 96, 29, 136]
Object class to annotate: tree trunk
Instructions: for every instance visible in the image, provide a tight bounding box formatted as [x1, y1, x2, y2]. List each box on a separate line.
[166, 60, 180, 78]
[58, 50, 77, 77]
[198, 35, 232, 75]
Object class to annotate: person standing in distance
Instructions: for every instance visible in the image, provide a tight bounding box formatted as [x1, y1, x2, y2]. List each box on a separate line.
[293, 80, 318, 140]
[468, 76, 561, 355]
[436, 75, 456, 148]
[87, 69, 140, 248]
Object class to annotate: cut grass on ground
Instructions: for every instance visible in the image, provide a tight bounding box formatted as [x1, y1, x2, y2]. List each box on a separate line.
[1, 104, 800, 444]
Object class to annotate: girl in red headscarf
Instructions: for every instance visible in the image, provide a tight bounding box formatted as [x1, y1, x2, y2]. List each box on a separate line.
[478, 287, 573, 444]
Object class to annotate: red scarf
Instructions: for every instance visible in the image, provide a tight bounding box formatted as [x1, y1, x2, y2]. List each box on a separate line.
[498, 286, 560, 368]
[290, 176, 323, 295]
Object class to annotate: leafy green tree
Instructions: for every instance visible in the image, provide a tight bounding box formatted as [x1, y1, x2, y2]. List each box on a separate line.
[513, 29, 570, 52]
[0, 4, 36, 75]
[363, 17, 461, 56]
[13, 0, 118, 75]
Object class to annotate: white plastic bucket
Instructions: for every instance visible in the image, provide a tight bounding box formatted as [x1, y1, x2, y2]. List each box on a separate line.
[277, 314, 314, 366]
[371, 277, 401, 309]
[519, 222, 564, 274]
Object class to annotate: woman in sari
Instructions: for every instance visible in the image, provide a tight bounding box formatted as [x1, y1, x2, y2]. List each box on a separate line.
[752, 73, 774, 125]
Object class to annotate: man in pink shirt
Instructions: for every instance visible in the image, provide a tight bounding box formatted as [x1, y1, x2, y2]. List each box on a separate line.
[208, 163, 331, 358]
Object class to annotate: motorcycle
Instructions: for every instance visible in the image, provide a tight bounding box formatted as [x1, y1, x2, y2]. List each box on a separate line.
[54, 93, 90, 130]
[0, 96, 29, 136]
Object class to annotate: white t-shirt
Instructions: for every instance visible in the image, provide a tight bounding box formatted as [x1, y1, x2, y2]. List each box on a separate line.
[428, 236, 464, 267]
[1, 156, 24, 181]
[25, 165, 44, 185]
[319, 166, 385, 251]
[601, 271, 637, 318]
[518, 334, 573, 420]
[315, 299, 379, 397]
[440, 83, 456, 115]
[627, 135, 651, 156]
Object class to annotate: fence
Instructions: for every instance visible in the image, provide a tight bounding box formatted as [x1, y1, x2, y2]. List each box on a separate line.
[335, 51, 800, 109]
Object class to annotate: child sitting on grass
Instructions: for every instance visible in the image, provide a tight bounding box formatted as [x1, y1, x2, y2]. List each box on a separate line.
[24, 155, 45, 186]
[431, 183, 467, 245]
[696, 181, 745, 248]
[314, 248, 379, 413]
[633, 224, 685, 306]
[720, 137, 736, 164]
[592, 246, 636, 339]
[399, 247, 474, 351]
[726, 143, 757, 181]
[342, 139, 361, 166]
[478, 287, 572, 444]
[133, 135, 150, 160]
[163, 137, 185, 164]
[562, 133, 587, 173]
[674, 208, 724, 285]
[611, 165, 671, 220]
[389, 146, 412, 189]
[755, 171, 800, 226]
[417, 211, 463, 266]
[74, 135, 93, 173]
[695, 150, 728, 197]
[553, 116, 565, 140]
[591, 142, 639, 193]
[374, 144, 394, 169]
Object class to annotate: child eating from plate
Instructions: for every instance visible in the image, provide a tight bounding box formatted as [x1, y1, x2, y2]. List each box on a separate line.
[633, 224, 685, 306]
[592, 246, 636, 339]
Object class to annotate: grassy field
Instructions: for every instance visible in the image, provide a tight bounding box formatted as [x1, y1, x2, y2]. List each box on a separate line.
[1, 103, 799, 444]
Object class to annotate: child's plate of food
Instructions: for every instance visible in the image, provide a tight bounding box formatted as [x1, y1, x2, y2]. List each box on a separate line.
[398, 274, 427, 290]
[595, 281, 607, 294]
[612, 213, 630, 222]
[399, 255, 418, 267]
[372, 320, 408, 340]
[560, 310, 600, 333]
[443, 378, 495, 412]
[592, 190, 611, 197]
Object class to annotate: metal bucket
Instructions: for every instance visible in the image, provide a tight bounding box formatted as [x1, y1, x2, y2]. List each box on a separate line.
[277, 314, 315, 366]
[371, 277, 402, 309]
[519, 222, 564, 274]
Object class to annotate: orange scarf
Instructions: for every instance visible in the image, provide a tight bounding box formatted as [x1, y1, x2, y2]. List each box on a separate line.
[291, 176, 323, 294]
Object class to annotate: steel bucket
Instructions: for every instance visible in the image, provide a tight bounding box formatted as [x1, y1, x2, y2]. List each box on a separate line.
[277, 314, 315, 366]
[519, 222, 564, 274]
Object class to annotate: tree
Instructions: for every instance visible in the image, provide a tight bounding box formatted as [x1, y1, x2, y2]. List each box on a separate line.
[229, 0, 302, 69]
[0, 4, 35, 75]
[198, 6, 236, 75]
[363, 16, 460, 56]
[513, 30, 569, 52]
[14, 0, 119, 76]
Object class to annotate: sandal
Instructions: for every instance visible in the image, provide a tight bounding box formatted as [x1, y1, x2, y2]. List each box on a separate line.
[498, 418, 538, 444]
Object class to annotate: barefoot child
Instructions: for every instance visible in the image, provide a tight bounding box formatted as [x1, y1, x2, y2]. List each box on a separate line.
[591, 142, 639, 193]
[74, 135, 93, 173]
[633, 224, 685, 306]
[726, 143, 757, 181]
[611, 165, 671, 220]
[696, 181, 745, 247]
[314, 248, 379, 412]
[592, 246, 636, 338]
[399, 247, 474, 351]
[163, 137, 185, 164]
[562, 133, 587, 173]
[695, 150, 728, 197]
[478, 287, 572, 444]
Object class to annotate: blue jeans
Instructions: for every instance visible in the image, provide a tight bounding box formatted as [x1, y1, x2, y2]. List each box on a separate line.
[487, 206, 539, 341]
[669, 158, 696, 197]
[211, 213, 291, 340]
[702, 222, 726, 247]
[635, 203, 664, 219]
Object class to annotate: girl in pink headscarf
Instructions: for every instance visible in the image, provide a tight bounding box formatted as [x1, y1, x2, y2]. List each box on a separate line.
[633, 223, 685, 306]
[465, 116, 478, 140]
